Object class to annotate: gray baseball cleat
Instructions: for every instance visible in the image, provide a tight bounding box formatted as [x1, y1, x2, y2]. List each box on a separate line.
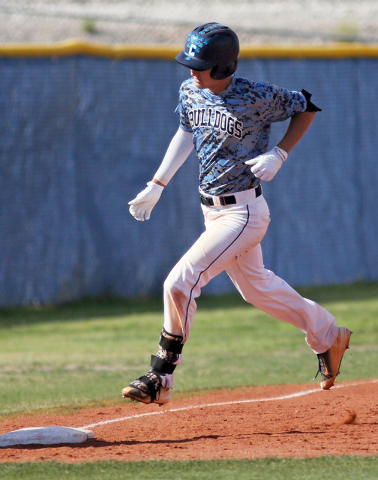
[122, 371, 170, 405]
[315, 326, 352, 390]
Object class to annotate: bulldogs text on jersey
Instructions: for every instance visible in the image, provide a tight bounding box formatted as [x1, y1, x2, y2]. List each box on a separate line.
[187, 107, 243, 139]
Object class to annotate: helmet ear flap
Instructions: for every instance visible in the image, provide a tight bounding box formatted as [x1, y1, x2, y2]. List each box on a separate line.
[210, 65, 219, 79]
[226, 60, 238, 76]
[210, 60, 238, 80]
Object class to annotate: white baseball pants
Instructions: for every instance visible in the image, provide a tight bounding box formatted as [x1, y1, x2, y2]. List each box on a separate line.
[161, 190, 338, 388]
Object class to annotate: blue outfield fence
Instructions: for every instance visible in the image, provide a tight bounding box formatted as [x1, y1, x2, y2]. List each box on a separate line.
[0, 51, 377, 306]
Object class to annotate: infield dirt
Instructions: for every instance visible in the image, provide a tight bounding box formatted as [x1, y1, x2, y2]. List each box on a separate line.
[0, 379, 377, 462]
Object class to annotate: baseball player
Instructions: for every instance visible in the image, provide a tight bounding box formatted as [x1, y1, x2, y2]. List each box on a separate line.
[122, 23, 352, 405]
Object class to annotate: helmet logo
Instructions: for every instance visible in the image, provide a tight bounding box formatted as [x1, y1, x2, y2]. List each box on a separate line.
[185, 33, 209, 60]
[188, 43, 197, 57]
[184, 23, 222, 61]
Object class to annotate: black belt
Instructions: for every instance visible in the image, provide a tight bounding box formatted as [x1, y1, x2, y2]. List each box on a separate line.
[200, 184, 262, 207]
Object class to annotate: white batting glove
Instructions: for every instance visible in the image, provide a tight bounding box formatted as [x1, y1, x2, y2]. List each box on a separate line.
[245, 146, 288, 181]
[128, 182, 164, 221]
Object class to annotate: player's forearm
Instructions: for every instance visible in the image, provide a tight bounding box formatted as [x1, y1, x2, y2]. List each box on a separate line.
[152, 128, 194, 187]
[277, 111, 316, 153]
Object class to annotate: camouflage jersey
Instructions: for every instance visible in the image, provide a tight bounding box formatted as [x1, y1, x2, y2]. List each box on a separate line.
[175, 76, 307, 196]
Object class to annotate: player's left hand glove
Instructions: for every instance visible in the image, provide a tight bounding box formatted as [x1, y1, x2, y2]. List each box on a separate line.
[128, 182, 164, 221]
[245, 146, 288, 181]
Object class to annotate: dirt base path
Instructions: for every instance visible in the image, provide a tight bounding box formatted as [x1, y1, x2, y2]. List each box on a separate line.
[1, 380, 378, 463]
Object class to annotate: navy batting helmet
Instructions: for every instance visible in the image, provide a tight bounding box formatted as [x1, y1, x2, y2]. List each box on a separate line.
[175, 23, 239, 80]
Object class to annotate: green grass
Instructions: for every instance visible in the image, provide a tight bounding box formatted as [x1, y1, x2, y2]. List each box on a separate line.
[1, 457, 378, 480]
[0, 282, 377, 416]
[1, 282, 378, 477]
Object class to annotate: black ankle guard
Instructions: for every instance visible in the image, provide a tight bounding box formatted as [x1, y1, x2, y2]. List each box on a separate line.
[159, 328, 184, 354]
[150, 355, 177, 374]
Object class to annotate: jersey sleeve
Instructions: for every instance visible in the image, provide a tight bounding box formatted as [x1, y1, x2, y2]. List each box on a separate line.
[174, 83, 193, 133]
[263, 84, 307, 124]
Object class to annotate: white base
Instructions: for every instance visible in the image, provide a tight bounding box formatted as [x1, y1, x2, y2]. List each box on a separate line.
[0, 426, 95, 447]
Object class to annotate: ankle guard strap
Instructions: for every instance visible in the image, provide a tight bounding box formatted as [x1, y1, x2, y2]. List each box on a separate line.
[137, 374, 160, 403]
[150, 355, 177, 374]
[159, 328, 184, 354]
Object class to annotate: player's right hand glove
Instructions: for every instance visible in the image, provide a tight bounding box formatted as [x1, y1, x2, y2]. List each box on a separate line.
[245, 146, 288, 181]
[128, 182, 164, 221]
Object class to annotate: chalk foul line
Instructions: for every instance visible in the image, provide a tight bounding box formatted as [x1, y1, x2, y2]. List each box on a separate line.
[81, 379, 378, 430]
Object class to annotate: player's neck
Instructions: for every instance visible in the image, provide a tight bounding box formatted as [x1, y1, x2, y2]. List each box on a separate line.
[208, 76, 233, 94]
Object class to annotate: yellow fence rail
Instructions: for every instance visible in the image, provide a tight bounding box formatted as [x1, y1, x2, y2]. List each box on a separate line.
[1, 39, 378, 59]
